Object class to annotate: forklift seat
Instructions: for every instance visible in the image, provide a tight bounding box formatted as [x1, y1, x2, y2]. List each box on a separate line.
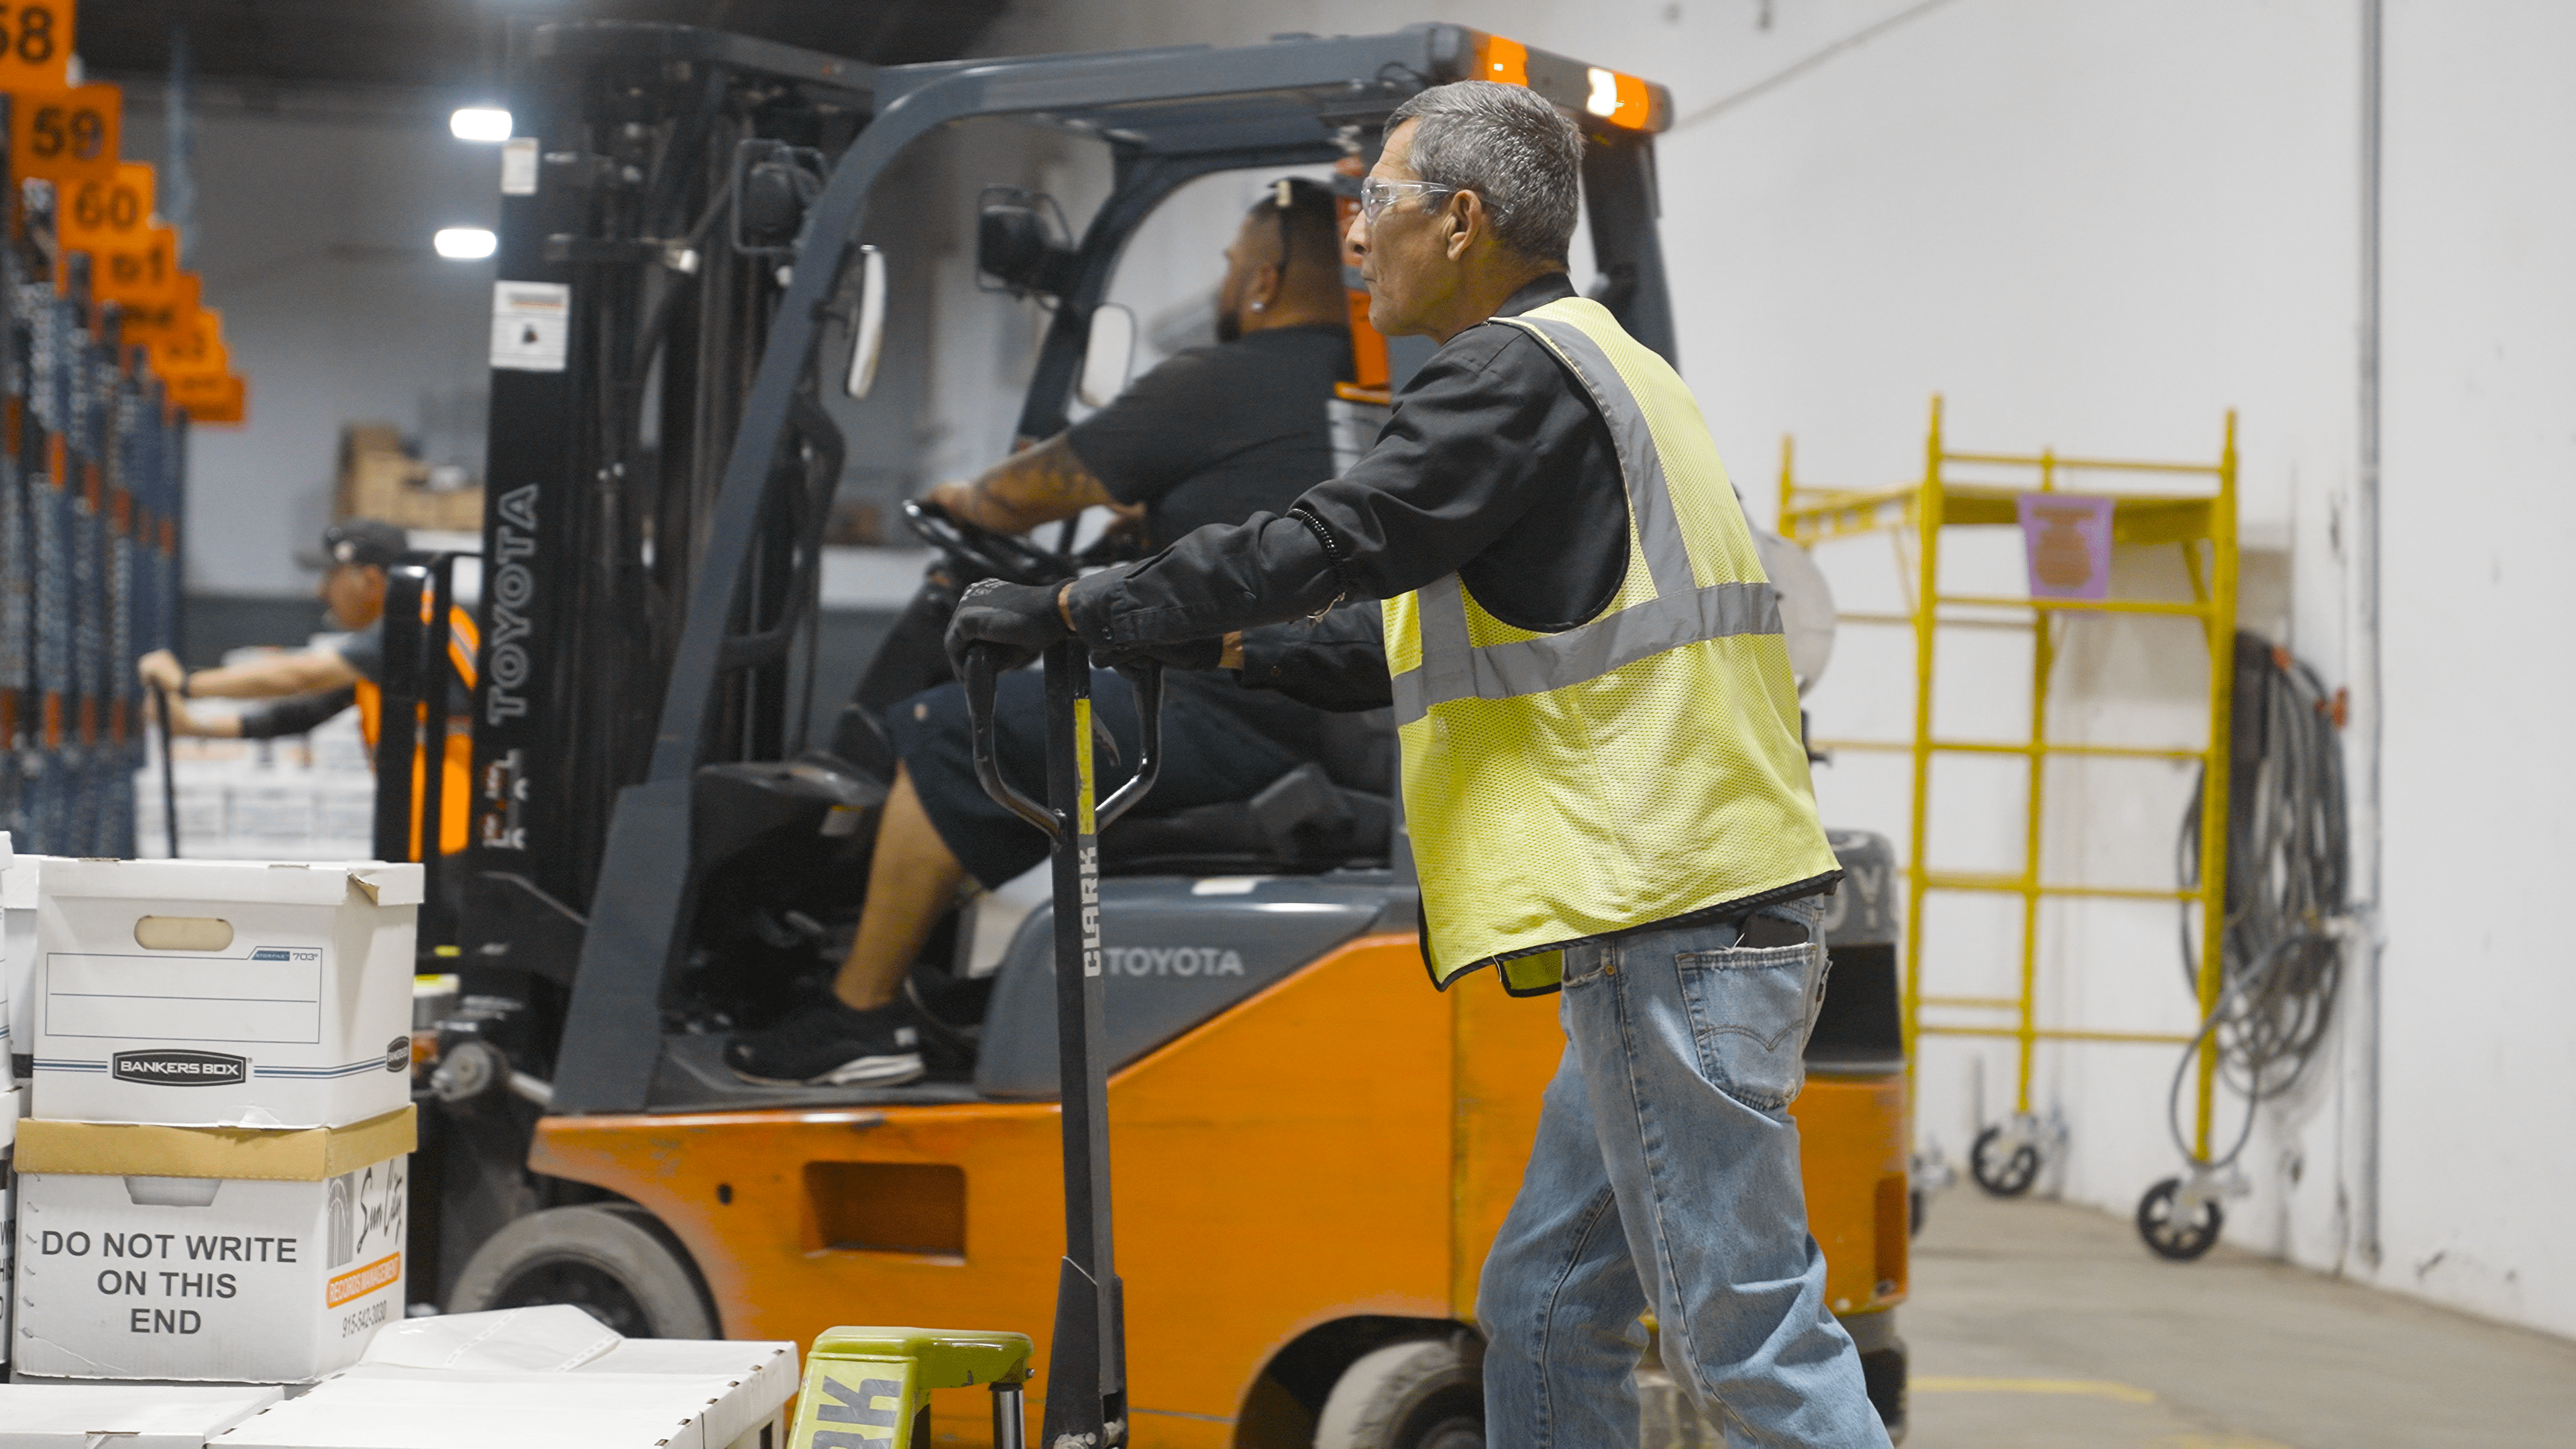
[1100, 702, 1399, 875]
[1099, 761, 1393, 876]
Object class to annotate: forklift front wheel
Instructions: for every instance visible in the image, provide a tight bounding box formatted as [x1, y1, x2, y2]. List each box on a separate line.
[446, 1203, 718, 1338]
[1313, 1336, 1485, 1449]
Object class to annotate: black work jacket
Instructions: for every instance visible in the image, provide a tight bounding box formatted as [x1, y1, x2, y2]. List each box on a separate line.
[1065, 273, 1632, 708]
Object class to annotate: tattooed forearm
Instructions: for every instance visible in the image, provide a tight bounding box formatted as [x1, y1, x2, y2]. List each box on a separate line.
[938, 435, 1122, 534]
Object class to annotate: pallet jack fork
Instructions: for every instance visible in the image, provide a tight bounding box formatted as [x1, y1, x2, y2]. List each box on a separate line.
[790, 643, 1161, 1449]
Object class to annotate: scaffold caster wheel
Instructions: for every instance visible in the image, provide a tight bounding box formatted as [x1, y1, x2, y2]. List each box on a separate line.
[2136, 1176, 2224, 1261]
[1969, 1123, 2040, 1197]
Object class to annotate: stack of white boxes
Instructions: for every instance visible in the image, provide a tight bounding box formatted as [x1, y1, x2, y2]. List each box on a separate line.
[10, 857, 421, 1385]
[136, 708, 380, 863]
[1, 833, 19, 1375]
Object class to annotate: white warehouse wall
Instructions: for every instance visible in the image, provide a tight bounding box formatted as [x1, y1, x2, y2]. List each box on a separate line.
[2374, 2, 2576, 1332]
[961, 0, 2576, 1336]
[120, 89, 497, 597]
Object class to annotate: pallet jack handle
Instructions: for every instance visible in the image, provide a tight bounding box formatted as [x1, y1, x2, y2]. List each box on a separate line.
[151, 684, 180, 858]
[963, 644, 1163, 840]
[962, 639, 1161, 1448]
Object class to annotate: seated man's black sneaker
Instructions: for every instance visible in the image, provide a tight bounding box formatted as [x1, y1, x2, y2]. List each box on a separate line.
[724, 996, 925, 1087]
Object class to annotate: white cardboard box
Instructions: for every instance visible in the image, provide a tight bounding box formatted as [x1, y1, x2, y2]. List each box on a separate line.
[11, 1109, 414, 1383]
[355, 1305, 800, 1447]
[0, 1385, 284, 1448]
[32, 859, 420, 1127]
[4, 847, 42, 1074]
[211, 1370, 785, 1449]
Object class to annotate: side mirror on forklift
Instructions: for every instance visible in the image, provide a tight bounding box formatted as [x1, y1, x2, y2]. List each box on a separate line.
[976, 191, 1078, 297]
[1076, 305, 1134, 409]
[844, 247, 888, 400]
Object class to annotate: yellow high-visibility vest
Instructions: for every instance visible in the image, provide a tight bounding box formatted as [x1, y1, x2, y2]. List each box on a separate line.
[1383, 297, 1839, 993]
[354, 602, 480, 858]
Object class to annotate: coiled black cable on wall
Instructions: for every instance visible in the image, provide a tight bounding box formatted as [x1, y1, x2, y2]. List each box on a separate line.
[2169, 632, 2351, 1172]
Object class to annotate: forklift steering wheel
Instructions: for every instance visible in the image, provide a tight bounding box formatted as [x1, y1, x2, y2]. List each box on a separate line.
[902, 498, 1076, 587]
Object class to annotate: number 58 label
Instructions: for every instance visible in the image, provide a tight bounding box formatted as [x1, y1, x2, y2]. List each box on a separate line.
[0, 1, 71, 87]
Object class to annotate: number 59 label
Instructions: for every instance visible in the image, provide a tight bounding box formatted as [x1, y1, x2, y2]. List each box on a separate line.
[12, 82, 119, 183]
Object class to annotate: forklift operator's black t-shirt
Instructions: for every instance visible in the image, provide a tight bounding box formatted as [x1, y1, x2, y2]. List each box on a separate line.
[1061, 322, 1358, 771]
[1064, 323, 1353, 550]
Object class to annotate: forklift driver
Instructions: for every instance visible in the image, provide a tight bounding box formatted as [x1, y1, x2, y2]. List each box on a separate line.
[723, 180, 1357, 1087]
[137, 518, 478, 855]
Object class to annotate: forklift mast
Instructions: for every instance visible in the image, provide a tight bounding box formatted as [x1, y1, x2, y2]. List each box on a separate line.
[437, 23, 1676, 1114]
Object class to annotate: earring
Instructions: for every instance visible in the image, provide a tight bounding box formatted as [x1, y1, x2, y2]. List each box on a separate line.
[1250, 300, 1267, 312]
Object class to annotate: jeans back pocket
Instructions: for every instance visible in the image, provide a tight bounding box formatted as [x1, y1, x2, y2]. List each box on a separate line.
[1674, 940, 1821, 1111]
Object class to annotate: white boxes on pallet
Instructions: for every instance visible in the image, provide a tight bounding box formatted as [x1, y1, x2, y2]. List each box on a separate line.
[211, 1371, 784, 1449]
[211, 1305, 800, 1449]
[3, 1085, 17, 1366]
[30, 859, 420, 1128]
[0, 1385, 284, 1448]
[10, 1108, 414, 1383]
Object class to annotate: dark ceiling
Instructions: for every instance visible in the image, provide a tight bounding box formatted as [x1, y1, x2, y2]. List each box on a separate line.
[80, 1, 1012, 91]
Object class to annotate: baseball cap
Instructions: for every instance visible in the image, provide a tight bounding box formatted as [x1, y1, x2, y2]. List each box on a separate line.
[299, 519, 411, 570]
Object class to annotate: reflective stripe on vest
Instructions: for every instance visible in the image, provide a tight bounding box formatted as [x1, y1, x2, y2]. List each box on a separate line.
[1383, 297, 1839, 992]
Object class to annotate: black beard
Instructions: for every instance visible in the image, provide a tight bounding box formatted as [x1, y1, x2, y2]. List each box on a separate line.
[1214, 304, 1242, 344]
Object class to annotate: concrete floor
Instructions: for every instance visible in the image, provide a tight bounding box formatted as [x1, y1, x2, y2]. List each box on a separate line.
[1902, 1187, 2576, 1448]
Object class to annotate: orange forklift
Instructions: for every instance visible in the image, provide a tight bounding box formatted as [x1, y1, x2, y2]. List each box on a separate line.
[380, 21, 1911, 1445]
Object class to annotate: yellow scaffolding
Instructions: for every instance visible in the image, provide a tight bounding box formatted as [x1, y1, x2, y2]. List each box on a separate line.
[1779, 398, 2239, 1165]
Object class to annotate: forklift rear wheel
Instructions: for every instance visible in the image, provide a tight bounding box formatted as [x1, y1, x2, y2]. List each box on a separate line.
[447, 1203, 718, 1338]
[2135, 1177, 2224, 1262]
[1968, 1124, 2040, 1198]
[1313, 1336, 1485, 1449]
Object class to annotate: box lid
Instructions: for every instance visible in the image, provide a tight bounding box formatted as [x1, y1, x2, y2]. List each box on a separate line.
[40, 859, 425, 908]
[16, 1104, 416, 1180]
[355, 1307, 798, 1445]
[360, 1304, 621, 1373]
[2, 853, 43, 909]
[211, 1371, 749, 1449]
[0, 1385, 283, 1448]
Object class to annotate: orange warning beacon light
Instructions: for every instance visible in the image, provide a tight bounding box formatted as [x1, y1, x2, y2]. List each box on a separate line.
[1464, 31, 1669, 133]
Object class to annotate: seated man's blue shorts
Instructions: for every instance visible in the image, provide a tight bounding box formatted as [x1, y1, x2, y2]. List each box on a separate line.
[888, 668, 1304, 890]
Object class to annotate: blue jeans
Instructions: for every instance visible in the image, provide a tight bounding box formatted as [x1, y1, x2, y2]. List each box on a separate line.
[1478, 896, 1890, 1448]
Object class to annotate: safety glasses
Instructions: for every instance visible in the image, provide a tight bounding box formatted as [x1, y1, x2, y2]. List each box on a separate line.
[1357, 176, 1460, 225]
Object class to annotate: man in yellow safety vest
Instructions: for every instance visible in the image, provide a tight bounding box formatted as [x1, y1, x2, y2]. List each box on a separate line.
[949, 81, 1889, 1446]
[139, 519, 477, 857]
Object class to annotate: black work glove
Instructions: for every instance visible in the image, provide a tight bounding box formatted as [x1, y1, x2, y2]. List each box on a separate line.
[1091, 636, 1223, 672]
[945, 578, 1071, 676]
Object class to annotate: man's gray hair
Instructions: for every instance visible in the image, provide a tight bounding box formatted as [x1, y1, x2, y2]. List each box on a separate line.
[1386, 80, 1583, 263]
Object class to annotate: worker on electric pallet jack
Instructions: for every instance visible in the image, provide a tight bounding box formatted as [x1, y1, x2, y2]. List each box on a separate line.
[953, 83, 1891, 1446]
[136, 519, 478, 856]
[724, 180, 1362, 1087]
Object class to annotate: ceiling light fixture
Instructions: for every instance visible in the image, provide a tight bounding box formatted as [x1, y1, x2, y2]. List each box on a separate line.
[433, 227, 498, 260]
[449, 107, 513, 143]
